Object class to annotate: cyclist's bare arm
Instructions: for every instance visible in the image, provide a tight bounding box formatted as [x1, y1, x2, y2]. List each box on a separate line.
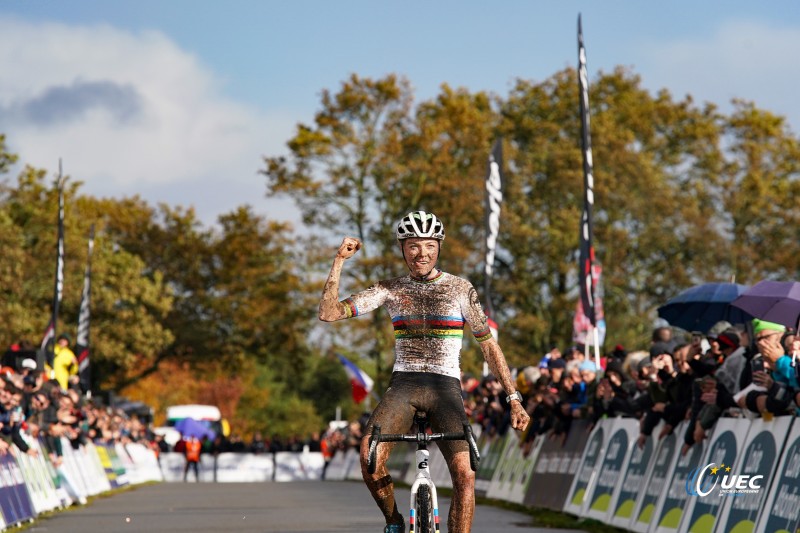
[480, 338, 531, 432]
[319, 237, 362, 322]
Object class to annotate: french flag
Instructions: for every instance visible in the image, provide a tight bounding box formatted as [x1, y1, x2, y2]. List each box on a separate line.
[337, 354, 374, 404]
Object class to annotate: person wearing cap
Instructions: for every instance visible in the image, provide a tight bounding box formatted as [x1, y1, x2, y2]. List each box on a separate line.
[52, 334, 79, 391]
[739, 319, 800, 416]
[572, 360, 598, 418]
[712, 329, 748, 395]
[547, 357, 567, 391]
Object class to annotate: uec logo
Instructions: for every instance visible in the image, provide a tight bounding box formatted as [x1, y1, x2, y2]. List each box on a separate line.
[685, 463, 763, 496]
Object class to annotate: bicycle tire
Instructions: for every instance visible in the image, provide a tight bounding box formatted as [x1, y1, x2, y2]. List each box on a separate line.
[416, 484, 432, 533]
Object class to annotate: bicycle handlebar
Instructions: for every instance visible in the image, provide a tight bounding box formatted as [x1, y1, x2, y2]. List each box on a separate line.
[367, 423, 480, 474]
[373, 431, 467, 442]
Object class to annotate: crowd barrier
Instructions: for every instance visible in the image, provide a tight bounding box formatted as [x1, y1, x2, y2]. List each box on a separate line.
[0, 438, 161, 531]
[158, 450, 326, 482]
[560, 416, 800, 533]
[2, 418, 799, 532]
[324, 416, 800, 533]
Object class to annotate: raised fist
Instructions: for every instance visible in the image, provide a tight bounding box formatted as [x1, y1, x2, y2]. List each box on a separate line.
[337, 237, 362, 260]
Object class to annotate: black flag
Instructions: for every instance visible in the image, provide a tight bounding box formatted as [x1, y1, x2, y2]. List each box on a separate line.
[578, 15, 597, 326]
[76, 225, 95, 394]
[39, 167, 65, 369]
[484, 139, 503, 339]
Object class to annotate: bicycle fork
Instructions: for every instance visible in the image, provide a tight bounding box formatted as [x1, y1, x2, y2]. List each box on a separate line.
[409, 448, 440, 533]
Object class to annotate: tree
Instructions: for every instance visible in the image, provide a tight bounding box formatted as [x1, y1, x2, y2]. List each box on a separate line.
[0, 167, 175, 389]
[497, 68, 726, 355]
[719, 100, 800, 282]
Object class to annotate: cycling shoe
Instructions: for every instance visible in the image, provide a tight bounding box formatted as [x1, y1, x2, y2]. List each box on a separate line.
[383, 523, 405, 533]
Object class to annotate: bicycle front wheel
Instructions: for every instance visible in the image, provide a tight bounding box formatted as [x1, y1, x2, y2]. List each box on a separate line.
[416, 484, 432, 533]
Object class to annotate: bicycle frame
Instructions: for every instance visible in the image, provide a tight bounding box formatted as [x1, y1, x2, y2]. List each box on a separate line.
[409, 446, 439, 533]
[367, 413, 479, 533]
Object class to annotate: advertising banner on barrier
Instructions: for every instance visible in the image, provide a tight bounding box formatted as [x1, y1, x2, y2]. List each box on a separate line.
[609, 422, 659, 529]
[345, 448, 363, 481]
[274, 451, 324, 481]
[486, 431, 521, 501]
[428, 444, 452, 489]
[107, 444, 130, 487]
[756, 418, 800, 533]
[583, 418, 638, 521]
[0, 453, 36, 526]
[83, 442, 112, 494]
[95, 444, 121, 488]
[160, 452, 214, 482]
[487, 431, 542, 504]
[525, 419, 591, 511]
[563, 418, 610, 516]
[678, 417, 749, 533]
[324, 448, 357, 481]
[17, 437, 60, 514]
[213, 453, 275, 482]
[123, 443, 163, 483]
[386, 445, 413, 485]
[716, 416, 792, 533]
[0, 456, 19, 526]
[508, 434, 544, 505]
[650, 424, 707, 533]
[629, 421, 682, 533]
[474, 433, 509, 496]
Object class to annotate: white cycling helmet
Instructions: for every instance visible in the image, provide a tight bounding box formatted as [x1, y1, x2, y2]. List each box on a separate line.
[396, 211, 445, 241]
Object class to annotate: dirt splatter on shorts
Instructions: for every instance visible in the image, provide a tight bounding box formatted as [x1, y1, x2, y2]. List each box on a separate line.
[366, 371, 469, 459]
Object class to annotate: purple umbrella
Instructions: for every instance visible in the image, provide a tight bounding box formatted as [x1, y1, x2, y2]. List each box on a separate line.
[730, 280, 800, 329]
[174, 417, 216, 440]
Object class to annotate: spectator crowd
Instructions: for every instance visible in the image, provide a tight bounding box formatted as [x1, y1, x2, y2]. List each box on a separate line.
[6, 317, 799, 479]
[458, 320, 800, 457]
[0, 334, 160, 469]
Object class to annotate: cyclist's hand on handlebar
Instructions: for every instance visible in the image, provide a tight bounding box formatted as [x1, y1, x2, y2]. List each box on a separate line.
[510, 402, 530, 432]
[337, 237, 362, 260]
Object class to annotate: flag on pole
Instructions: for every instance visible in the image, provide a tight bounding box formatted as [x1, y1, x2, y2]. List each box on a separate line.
[577, 15, 597, 327]
[40, 166, 65, 368]
[337, 354, 374, 404]
[483, 139, 504, 340]
[76, 225, 95, 395]
[573, 264, 606, 348]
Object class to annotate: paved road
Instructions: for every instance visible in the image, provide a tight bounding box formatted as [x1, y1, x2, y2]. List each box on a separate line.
[27, 482, 585, 533]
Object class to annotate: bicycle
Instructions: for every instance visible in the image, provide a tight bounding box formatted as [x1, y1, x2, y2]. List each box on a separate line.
[367, 412, 481, 533]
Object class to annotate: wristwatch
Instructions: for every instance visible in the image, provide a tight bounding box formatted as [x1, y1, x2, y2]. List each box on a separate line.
[506, 391, 523, 403]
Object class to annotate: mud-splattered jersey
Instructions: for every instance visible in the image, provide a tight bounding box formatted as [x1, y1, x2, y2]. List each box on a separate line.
[342, 271, 492, 378]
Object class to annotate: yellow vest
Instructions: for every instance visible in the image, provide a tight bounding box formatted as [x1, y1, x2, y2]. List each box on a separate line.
[52, 345, 78, 390]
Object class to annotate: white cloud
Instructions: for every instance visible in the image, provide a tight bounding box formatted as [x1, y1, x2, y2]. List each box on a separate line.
[0, 16, 300, 226]
[641, 19, 800, 132]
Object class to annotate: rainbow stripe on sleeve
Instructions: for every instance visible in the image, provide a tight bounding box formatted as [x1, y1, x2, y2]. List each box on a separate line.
[342, 298, 359, 318]
[473, 326, 493, 343]
[392, 315, 464, 340]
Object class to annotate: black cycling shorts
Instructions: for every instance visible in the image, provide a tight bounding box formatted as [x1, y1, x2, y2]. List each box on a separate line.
[365, 371, 469, 459]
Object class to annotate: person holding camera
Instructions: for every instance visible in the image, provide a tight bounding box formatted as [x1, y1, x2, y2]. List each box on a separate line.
[737, 319, 800, 417]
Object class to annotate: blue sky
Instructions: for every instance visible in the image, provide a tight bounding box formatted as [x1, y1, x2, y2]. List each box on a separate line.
[1, 1, 799, 226]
